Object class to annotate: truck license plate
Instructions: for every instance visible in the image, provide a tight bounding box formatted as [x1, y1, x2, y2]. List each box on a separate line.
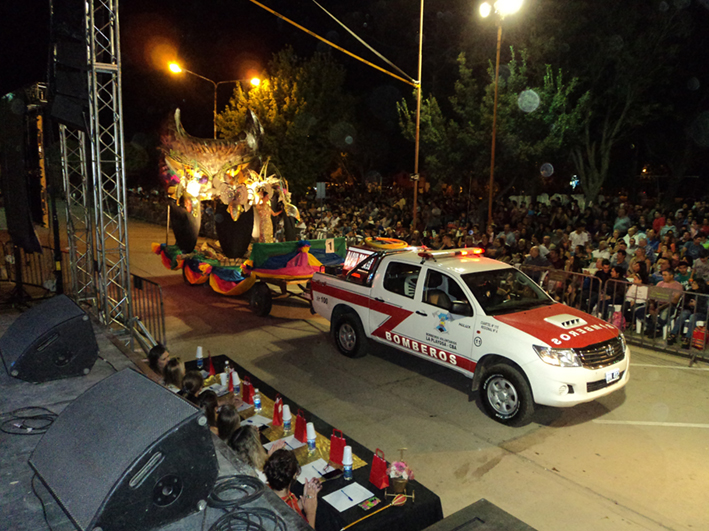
[605, 368, 620, 383]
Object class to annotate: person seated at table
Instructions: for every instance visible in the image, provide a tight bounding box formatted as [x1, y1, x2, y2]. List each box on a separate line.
[228, 425, 269, 481]
[263, 448, 321, 528]
[229, 426, 286, 482]
[178, 371, 203, 405]
[216, 404, 241, 441]
[198, 390, 219, 435]
[163, 357, 184, 393]
[147, 344, 170, 381]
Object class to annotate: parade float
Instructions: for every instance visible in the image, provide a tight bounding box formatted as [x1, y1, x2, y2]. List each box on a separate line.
[153, 109, 346, 315]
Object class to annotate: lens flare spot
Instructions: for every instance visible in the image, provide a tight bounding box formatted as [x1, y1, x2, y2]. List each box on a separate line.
[540, 163, 554, 178]
[518, 90, 540, 113]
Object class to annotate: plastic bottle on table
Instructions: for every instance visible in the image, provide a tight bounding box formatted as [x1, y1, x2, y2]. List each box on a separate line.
[343, 446, 353, 481]
[306, 422, 316, 455]
[253, 388, 262, 413]
[196, 346, 203, 369]
[282, 405, 292, 433]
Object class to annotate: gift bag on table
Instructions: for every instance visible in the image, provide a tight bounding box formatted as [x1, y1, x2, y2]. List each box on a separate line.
[369, 448, 389, 489]
[329, 429, 346, 466]
[206, 352, 216, 377]
[294, 409, 308, 443]
[272, 394, 283, 427]
[242, 375, 254, 405]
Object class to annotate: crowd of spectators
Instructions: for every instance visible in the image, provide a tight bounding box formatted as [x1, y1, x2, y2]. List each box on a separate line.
[135, 182, 709, 347]
[291, 185, 709, 286]
[286, 185, 709, 348]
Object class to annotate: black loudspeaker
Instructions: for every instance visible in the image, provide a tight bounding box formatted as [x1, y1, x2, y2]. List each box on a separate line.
[0, 90, 43, 253]
[0, 295, 98, 382]
[30, 369, 219, 531]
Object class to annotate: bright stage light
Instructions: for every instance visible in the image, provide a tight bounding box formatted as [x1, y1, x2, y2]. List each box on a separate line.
[186, 180, 201, 197]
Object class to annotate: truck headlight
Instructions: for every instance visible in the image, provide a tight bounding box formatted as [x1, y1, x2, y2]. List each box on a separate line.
[533, 345, 582, 367]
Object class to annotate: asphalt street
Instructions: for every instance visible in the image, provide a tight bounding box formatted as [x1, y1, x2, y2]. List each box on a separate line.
[123, 219, 709, 530]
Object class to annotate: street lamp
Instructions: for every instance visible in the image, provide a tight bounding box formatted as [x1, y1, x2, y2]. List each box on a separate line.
[480, 0, 523, 225]
[168, 62, 260, 138]
[412, 0, 424, 233]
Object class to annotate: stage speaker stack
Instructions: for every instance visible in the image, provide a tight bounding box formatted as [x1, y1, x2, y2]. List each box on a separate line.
[30, 368, 219, 531]
[49, 0, 89, 130]
[0, 295, 98, 382]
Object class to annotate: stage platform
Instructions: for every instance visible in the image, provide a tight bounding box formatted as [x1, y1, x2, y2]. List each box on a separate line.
[0, 308, 308, 531]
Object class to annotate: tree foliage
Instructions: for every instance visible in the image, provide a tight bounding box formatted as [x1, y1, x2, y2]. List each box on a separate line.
[216, 48, 355, 194]
[556, 0, 693, 202]
[398, 49, 588, 200]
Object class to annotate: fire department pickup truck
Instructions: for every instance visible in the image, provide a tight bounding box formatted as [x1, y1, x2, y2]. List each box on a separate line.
[310, 244, 630, 425]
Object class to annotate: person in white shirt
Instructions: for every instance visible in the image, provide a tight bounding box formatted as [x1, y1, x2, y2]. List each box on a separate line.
[569, 223, 590, 250]
[592, 240, 611, 261]
[622, 226, 645, 246]
[538, 235, 552, 258]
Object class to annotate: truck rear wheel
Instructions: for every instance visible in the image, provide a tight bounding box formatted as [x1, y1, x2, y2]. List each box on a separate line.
[481, 364, 534, 426]
[332, 313, 368, 358]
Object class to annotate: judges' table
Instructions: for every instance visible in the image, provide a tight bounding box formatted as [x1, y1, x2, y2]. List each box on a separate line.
[187, 355, 443, 531]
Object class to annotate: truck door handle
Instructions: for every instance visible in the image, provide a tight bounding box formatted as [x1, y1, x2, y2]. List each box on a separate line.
[416, 311, 427, 316]
[375, 297, 385, 302]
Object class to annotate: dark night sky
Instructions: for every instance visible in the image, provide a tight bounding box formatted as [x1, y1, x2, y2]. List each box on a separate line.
[2, 1, 709, 190]
[0, 1, 417, 169]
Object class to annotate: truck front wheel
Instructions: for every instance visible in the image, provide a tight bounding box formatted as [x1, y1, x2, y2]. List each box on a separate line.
[332, 313, 368, 358]
[481, 364, 534, 426]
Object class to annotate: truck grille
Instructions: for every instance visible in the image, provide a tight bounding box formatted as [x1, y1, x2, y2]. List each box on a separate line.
[575, 336, 625, 369]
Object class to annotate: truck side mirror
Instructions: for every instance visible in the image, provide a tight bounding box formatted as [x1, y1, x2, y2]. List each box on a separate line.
[451, 301, 473, 316]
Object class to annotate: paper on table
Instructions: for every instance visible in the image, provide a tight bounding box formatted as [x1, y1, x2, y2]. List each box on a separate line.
[237, 401, 253, 412]
[205, 383, 228, 396]
[242, 415, 271, 428]
[263, 435, 306, 452]
[296, 458, 331, 484]
[323, 482, 374, 512]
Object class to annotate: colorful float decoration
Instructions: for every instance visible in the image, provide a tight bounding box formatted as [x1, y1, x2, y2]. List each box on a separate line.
[160, 108, 300, 257]
[155, 109, 345, 310]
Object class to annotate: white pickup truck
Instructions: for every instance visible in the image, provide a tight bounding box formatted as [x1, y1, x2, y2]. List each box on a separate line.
[310, 244, 630, 426]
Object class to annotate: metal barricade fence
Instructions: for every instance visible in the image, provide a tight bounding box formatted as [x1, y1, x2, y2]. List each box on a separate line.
[1, 242, 72, 297]
[605, 278, 709, 363]
[130, 274, 167, 349]
[519, 265, 603, 316]
[0, 240, 166, 351]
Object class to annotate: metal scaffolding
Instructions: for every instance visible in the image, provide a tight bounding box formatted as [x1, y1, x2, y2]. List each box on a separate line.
[85, 0, 131, 332]
[59, 126, 96, 305]
[58, 0, 131, 336]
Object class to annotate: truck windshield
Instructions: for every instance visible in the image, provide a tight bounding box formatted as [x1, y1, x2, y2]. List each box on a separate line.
[461, 268, 553, 316]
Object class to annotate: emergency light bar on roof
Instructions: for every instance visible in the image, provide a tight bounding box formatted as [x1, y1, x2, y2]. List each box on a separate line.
[418, 248, 485, 262]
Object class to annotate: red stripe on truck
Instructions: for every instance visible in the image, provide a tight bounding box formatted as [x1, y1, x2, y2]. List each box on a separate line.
[312, 280, 477, 374]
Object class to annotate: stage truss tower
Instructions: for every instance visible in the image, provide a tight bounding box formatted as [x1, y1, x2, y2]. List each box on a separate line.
[59, 0, 131, 336]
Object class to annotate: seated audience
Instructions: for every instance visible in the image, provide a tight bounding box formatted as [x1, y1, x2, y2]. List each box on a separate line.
[667, 278, 708, 349]
[163, 357, 184, 393]
[147, 344, 170, 380]
[198, 390, 219, 435]
[263, 449, 321, 528]
[217, 404, 241, 441]
[178, 371, 204, 404]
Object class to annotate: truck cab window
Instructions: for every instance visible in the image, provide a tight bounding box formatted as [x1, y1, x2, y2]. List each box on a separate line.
[424, 270, 471, 313]
[383, 262, 421, 298]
